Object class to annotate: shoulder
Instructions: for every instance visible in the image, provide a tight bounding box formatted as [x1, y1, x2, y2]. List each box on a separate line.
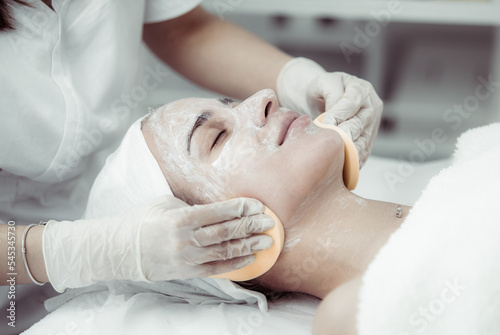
[312, 277, 363, 335]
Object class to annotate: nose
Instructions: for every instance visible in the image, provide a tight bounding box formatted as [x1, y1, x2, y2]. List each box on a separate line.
[244, 89, 281, 127]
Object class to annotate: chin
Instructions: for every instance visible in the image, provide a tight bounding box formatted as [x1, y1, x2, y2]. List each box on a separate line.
[294, 127, 344, 179]
[265, 130, 344, 215]
[228, 130, 345, 220]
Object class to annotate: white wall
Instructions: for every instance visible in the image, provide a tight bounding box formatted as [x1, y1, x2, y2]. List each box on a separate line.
[142, 1, 500, 161]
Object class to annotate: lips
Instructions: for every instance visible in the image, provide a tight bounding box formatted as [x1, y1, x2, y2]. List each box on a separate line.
[276, 111, 299, 146]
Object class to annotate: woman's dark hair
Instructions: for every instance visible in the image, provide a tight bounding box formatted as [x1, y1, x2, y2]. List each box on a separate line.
[1, 0, 31, 31]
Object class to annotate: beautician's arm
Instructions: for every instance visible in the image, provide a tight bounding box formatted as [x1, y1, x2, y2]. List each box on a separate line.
[1, 197, 274, 290]
[0, 224, 49, 285]
[143, 6, 292, 100]
[143, 6, 383, 167]
[312, 276, 363, 335]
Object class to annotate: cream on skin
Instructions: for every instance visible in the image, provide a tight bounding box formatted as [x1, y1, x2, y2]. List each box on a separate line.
[142, 89, 410, 299]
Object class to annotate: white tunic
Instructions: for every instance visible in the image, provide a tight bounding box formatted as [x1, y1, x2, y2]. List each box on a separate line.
[0, 0, 201, 225]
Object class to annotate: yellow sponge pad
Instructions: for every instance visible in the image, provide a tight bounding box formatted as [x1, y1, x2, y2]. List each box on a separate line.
[313, 114, 359, 190]
[210, 206, 285, 282]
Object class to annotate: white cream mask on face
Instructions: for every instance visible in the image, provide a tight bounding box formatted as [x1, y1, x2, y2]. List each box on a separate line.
[147, 90, 293, 204]
[146, 90, 355, 280]
[210, 90, 282, 186]
[148, 100, 226, 204]
[145, 91, 290, 281]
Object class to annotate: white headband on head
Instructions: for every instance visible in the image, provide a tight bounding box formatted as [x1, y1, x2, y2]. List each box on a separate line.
[84, 116, 172, 219]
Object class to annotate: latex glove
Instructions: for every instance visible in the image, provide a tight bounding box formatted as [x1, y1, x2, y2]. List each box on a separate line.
[277, 57, 383, 167]
[43, 196, 275, 292]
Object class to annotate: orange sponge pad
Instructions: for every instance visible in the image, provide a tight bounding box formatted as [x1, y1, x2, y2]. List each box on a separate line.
[210, 206, 285, 282]
[313, 114, 359, 190]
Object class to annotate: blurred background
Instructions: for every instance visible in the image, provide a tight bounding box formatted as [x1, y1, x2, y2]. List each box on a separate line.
[142, 0, 500, 161]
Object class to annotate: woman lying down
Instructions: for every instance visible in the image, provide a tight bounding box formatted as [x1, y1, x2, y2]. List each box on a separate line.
[79, 89, 500, 335]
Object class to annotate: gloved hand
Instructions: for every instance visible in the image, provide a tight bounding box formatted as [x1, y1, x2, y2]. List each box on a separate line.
[42, 196, 275, 292]
[276, 57, 383, 167]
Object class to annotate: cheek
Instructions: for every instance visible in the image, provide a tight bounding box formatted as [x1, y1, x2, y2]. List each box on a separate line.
[216, 154, 269, 203]
[211, 132, 261, 196]
[222, 130, 344, 217]
[225, 160, 278, 201]
[290, 130, 344, 187]
[160, 144, 228, 205]
[166, 161, 226, 205]
[213, 137, 277, 204]
[273, 134, 342, 210]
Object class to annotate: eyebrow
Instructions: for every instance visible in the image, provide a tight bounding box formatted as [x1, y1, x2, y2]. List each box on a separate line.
[217, 97, 235, 105]
[187, 110, 212, 155]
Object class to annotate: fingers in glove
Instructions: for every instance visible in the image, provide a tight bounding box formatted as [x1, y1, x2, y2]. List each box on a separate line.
[324, 81, 371, 125]
[181, 198, 265, 229]
[199, 255, 257, 277]
[355, 131, 372, 168]
[196, 235, 274, 264]
[337, 103, 375, 142]
[339, 118, 374, 168]
[313, 72, 347, 111]
[193, 214, 275, 247]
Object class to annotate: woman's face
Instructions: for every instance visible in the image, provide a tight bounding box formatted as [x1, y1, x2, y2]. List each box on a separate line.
[143, 89, 344, 223]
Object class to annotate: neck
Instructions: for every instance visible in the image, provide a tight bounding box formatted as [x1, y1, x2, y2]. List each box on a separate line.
[257, 180, 410, 299]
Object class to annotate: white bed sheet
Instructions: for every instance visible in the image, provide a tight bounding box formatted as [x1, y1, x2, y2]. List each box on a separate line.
[23, 155, 452, 335]
[25, 290, 319, 335]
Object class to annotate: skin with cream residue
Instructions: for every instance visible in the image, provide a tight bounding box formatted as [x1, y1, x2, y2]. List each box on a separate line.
[142, 89, 411, 300]
[143, 89, 342, 220]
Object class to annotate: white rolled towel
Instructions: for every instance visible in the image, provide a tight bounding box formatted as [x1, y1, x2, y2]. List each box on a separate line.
[358, 123, 500, 335]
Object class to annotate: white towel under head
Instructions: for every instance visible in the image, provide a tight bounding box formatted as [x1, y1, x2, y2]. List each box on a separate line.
[84, 116, 173, 219]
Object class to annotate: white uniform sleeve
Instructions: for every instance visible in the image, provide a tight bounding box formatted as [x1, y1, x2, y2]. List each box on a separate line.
[144, 0, 203, 23]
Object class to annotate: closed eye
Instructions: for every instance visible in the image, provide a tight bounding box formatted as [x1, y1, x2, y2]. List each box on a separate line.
[211, 129, 226, 151]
